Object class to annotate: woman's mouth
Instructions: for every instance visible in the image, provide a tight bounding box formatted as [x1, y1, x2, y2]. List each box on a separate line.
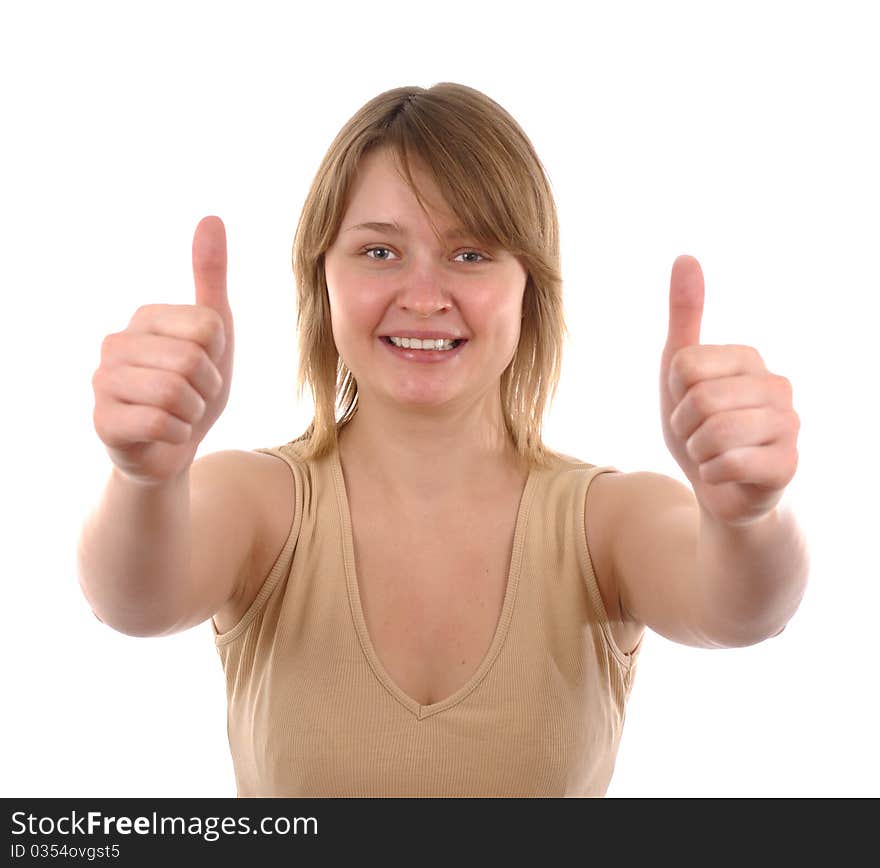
[378, 335, 468, 363]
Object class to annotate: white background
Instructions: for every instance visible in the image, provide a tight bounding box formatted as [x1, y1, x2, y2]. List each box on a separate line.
[2, 0, 877, 798]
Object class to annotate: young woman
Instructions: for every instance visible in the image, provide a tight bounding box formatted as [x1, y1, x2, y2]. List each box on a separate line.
[80, 83, 806, 797]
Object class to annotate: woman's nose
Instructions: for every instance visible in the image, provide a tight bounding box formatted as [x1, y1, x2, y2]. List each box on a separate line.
[402, 299, 451, 318]
[396, 279, 453, 319]
[391, 251, 457, 317]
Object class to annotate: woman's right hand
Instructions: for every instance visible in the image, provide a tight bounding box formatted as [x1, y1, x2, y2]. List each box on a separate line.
[91, 216, 236, 486]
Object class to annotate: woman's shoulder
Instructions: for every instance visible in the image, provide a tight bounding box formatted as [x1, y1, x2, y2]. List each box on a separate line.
[210, 446, 302, 636]
[247, 445, 306, 527]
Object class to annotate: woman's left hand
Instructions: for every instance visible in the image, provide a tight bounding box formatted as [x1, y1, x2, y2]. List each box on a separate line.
[659, 255, 801, 527]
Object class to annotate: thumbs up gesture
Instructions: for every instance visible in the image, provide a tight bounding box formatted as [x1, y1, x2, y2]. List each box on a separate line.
[91, 216, 235, 485]
[659, 256, 800, 527]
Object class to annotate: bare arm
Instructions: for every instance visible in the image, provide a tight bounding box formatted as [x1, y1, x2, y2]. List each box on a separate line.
[76, 448, 267, 638]
[696, 503, 810, 646]
[76, 467, 192, 637]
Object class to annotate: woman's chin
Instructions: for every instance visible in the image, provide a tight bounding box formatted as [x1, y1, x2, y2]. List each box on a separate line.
[388, 391, 457, 409]
[377, 382, 462, 411]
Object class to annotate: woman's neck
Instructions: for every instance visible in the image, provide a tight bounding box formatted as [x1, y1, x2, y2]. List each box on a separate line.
[336, 400, 527, 507]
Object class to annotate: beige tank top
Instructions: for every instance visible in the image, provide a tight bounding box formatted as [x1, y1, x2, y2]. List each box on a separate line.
[212, 441, 642, 797]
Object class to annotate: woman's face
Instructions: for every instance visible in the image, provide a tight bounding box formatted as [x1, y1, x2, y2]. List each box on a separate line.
[323, 148, 529, 413]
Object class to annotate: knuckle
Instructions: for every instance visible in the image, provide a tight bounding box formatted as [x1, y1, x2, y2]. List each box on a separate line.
[180, 342, 206, 377]
[100, 332, 118, 356]
[90, 366, 102, 389]
[156, 373, 184, 407]
[669, 404, 683, 436]
[209, 367, 224, 399]
[206, 306, 225, 329]
[201, 306, 224, 334]
[92, 404, 108, 437]
[191, 309, 224, 359]
[671, 349, 687, 376]
[146, 409, 168, 441]
[673, 350, 697, 387]
[711, 413, 732, 441]
[728, 450, 747, 475]
[692, 382, 714, 415]
[777, 375, 793, 400]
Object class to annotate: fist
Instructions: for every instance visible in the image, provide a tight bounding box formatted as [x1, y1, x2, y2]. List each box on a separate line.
[91, 216, 236, 485]
[659, 256, 800, 526]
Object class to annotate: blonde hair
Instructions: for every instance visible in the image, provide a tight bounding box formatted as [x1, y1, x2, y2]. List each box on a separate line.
[287, 82, 567, 470]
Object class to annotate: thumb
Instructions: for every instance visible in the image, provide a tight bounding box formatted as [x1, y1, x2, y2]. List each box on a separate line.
[192, 215, 233, 365]
[192, 215, 229, 313]
[664, 254, 704, 356]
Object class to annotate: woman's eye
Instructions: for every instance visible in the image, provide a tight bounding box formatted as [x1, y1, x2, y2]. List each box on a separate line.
[362, 246, 487, 263]
[363, 246, 397, 262]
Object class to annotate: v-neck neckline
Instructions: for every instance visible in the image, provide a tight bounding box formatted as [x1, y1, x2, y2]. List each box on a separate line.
[330, 442, 538, 720]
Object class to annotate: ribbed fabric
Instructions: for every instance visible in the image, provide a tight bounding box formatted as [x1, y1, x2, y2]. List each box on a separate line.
[212, 440, 643, 797]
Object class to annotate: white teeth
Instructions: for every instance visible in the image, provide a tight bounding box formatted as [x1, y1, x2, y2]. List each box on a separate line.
[388, 336, 457, 351]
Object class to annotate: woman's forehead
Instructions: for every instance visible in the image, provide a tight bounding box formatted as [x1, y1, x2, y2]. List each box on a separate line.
[349, 151, 450, 217]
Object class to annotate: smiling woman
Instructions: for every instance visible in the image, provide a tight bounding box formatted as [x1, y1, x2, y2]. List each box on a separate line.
[82, 81, 647, 799]
[289, 83, 567, 469]
[198, 83, 648, 798]
[321, 144, 534, 432]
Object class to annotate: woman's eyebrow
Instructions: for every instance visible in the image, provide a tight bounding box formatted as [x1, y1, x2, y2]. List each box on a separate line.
[344, 220, 474, 240]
